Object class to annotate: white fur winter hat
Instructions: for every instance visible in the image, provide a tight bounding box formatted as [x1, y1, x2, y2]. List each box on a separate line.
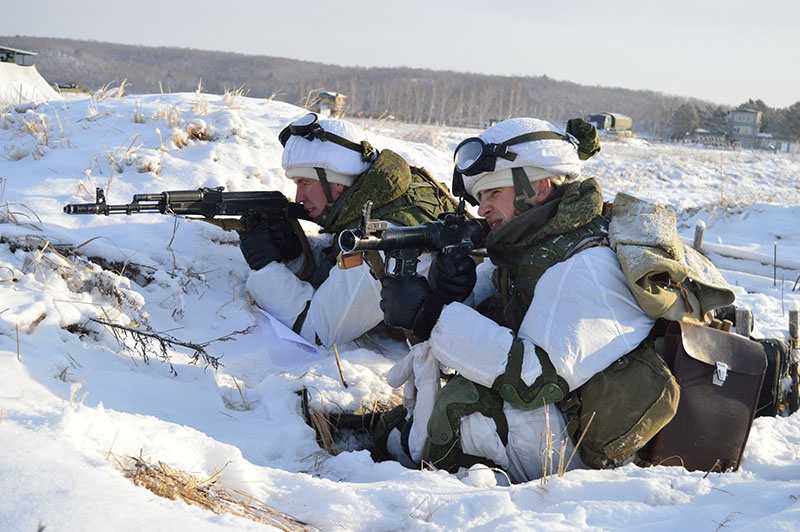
[281, 117, 372, 186]
[460, 118, 582, 199]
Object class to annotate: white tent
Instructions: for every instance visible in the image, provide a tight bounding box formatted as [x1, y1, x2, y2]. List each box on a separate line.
[0, 62, 62, 105]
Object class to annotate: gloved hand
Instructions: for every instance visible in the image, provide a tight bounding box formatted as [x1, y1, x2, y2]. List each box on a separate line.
[380, 252, 477, 340]
[428, 252, 477, 303]
[237, 216, 302, 270]
[380, 275, 432, 332]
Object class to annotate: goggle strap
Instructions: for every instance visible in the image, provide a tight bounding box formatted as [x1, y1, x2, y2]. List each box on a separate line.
[497, 130, 569, 165]
[512, 167, 536, 211]
[316, 132, 379, 163]
[281, 112, 378, 162]
[495, 145, 517, 162]
[317, 130, 363, 154]
[503, 130, 568, 148]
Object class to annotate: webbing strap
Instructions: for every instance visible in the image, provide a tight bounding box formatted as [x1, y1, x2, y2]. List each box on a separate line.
[494, 340, 569, 410]
[314, 167, 335, 206]
[512, 167, 536, 212]
[291, 300, 312, 338]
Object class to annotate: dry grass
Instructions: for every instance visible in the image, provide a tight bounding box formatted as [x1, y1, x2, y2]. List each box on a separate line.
[134, 151, 164, 175]
[0, 224, 154, 337]
[155, 104, 182, 128]
[103, 133, 143, 177]
[299, 387, 386, 456]
[94, 80, 129, 101]
[302, 88, 324, 111]
[308, 408, 337, 453]
[173, 120, 214, 149]
[223, 85, 247, 108]
[132, 100, 145, 124]
[0, 184, 44, 229]
[20, 112, 49, 154]
[192, 80, 209, 115]
[113, 454, 313, 531]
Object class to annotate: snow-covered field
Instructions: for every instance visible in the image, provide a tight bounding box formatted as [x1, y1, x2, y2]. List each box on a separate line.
[1, 89, 799, 531]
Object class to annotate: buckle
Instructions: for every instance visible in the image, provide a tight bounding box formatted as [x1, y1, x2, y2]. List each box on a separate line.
[712, 361, 729, 386]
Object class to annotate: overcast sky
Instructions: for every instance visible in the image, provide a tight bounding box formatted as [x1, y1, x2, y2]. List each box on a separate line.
[3, 0, 798, 108]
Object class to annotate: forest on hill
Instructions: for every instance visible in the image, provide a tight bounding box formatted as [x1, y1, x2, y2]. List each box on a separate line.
[2, 35, 798, 141]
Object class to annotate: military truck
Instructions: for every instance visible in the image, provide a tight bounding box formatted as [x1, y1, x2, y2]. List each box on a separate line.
[587, 112, 633, 132]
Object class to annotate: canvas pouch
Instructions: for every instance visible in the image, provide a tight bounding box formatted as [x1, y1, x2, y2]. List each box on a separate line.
[609, 192, 735, 323]
[559, 341, 679, 469]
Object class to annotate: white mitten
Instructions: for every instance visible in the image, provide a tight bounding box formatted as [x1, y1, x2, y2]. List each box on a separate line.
[387, 350, 414, 388]
[387, 350, 416, 413]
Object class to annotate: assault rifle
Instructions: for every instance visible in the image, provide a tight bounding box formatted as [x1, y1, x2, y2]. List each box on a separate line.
[63, 186, 311, 230]
[337, 201, 489, 279]
[64, 186, 316, 278]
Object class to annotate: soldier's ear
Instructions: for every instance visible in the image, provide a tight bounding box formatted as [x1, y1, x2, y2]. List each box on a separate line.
[531, 178, 552, 201]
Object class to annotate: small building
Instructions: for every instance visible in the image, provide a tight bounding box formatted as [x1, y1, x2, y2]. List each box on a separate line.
[0, 46, 38, 66]
[754, 133, 799, 154]
[726, 108, 761, 149]
[314, 91, 347, 117]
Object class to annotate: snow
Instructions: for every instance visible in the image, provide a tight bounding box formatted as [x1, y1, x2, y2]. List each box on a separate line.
[1, 87, 800, 531]
[0, 62, 62, 105]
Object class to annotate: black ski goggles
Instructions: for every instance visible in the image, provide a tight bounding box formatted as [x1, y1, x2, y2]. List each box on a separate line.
[453, 130, 570, 177]
[278, 112, 367, 155]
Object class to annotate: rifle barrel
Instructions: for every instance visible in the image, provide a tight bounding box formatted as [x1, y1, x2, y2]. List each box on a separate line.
[338, 218, 488, 254]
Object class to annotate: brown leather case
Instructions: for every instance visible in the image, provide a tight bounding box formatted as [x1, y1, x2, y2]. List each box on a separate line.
[638, 321, 767, 472]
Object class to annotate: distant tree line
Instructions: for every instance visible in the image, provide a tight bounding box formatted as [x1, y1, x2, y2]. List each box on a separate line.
[3, 36, 798, 141]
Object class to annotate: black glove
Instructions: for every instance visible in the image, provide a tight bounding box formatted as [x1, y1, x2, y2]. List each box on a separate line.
[237, 216, 302, 270]
[380, 253, 477, 340]
[428, 252, 477, 303]
[380, 275, 432, 332]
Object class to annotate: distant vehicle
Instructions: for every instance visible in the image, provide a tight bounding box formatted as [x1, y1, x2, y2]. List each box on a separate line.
[587, 112, 633, 132]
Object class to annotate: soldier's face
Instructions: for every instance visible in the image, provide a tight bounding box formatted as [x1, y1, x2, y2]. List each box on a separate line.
[477, 187, 517, 229]
[293, 177, 345, 218]
[476, 178, 553, 229]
